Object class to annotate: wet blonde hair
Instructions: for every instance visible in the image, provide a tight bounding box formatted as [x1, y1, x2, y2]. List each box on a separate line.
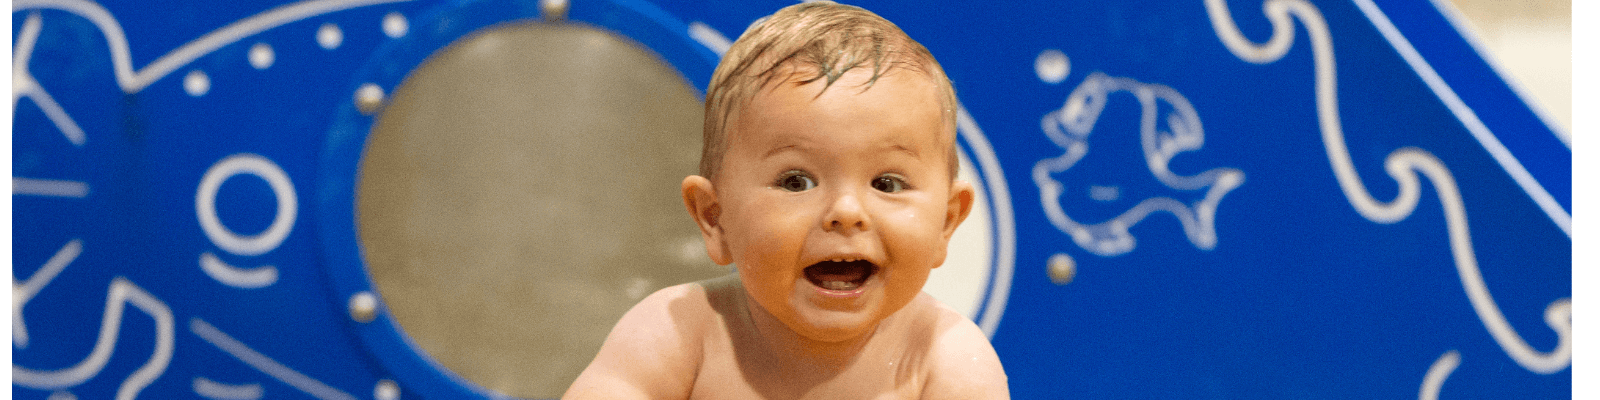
[699, 1, 959, 181]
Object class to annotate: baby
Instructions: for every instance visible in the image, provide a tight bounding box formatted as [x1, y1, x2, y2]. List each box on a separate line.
[565, 2, 1008, 398]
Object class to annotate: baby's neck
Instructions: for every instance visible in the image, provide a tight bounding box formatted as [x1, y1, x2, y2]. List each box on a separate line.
[743, 295, 882, 370]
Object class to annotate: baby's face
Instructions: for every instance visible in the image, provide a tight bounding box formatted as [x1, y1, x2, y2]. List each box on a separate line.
[712, 68, 968, 342]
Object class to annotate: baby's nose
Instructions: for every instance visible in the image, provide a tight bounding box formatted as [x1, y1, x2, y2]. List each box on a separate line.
[823, 190, 870, 233]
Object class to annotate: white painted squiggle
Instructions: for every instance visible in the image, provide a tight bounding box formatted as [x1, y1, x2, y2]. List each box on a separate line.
[1419, 350, 1460, 400]
[14, 277, 176, 400]
[1035, 72, 1244, 257]
[12, 0, 411, 94]
[191, 318, 358, 400]
[1205, 0, 1570, 374]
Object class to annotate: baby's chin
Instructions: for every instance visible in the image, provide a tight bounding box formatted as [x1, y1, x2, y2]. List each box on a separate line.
[783, 310, 885, 343]
[778, 293, 899, 343]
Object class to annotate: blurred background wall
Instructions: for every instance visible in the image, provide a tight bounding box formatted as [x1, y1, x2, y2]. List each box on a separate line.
[1444, 0, 1570, 139]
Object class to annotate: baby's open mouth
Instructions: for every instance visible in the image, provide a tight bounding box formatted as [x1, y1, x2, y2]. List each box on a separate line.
[804, 259, 877, 291]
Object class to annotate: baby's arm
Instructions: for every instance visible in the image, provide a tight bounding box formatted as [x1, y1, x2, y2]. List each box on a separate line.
[923, 312, 1010, 399]
[564, 283, 705, 400]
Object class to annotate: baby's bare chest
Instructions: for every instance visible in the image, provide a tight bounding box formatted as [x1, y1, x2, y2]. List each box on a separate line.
[688, 334, 929, 400]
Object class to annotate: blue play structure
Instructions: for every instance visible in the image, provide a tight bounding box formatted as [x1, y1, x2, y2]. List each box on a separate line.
[12, 0, 1568, 398]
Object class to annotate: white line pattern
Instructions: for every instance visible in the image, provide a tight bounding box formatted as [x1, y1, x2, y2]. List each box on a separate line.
[13, 278, 176, 400]
[1419, 350, 1460, 400]
[14, 177, 90, 198]
[1204, 0, 1570, 378]
[13, 12, 87, 146]
[13, 0, 412, 94]
[194, 376, 266, 400]
[200, 252, 281, 289]
[1352, 0, 1570, 237]
[190, 318, 358, 400]
[14, 239, 83, 348]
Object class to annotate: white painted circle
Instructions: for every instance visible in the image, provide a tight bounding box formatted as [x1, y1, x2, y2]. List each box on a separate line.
[317, 23, 344, 50]
[922, 107, 1016, 338]
[249, 42, 275, 70]
[183, 70, 210, 96]
[383, 12, 409, 38]
[1035, 49, 1070, 84]
[196, 154, 298, 256]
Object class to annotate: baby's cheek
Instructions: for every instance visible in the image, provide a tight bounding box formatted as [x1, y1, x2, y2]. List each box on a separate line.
[882, 208, 947, 255]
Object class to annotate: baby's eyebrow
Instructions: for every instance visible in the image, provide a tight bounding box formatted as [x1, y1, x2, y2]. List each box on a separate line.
[762, 144, 802, 159]
[887, 144, 920, 159]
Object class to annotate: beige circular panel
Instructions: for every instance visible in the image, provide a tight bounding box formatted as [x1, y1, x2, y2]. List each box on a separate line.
[357, 22, 723, 398]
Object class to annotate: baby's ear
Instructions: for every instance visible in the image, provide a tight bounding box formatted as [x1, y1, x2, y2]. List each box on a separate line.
[942, 180, 976, 242]
[682, 176, 732, 265]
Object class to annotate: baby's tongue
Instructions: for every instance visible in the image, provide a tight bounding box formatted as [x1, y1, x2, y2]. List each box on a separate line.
[804, 260, 873, 291]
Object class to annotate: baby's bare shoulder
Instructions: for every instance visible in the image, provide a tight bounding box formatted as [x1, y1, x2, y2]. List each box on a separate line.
[912, 294, 1010, 399]
[564, 281, 717, 399]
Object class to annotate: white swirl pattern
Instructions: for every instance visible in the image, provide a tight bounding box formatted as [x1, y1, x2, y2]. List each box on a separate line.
[1203, 0, 1571, 385]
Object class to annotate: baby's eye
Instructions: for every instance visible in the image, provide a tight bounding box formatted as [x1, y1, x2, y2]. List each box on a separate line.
[871, 174, 908, 193]
[776, 171, 816, 192]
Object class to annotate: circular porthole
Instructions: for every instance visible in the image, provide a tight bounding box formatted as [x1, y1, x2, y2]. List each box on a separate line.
[318, 1, 723, 398]
[356, 22, 719, 398]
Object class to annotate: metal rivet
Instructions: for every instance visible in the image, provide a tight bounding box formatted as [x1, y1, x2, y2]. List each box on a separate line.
[541, 0, 569, 21]
[349, 291, 378, 323]
[355, 83, 385, 115]
[374, 379, 400, 400]
[1048, 253, 1076, 285]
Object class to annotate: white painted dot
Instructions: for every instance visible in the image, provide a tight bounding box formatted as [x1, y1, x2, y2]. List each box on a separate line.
[48, 391, 77, 400]
[374, 379, 400, 400]
[317, 23, 343, 50]
[1035, 49, 1070, 84]
[184, 70, 210, 96]
[248, 43, 275, 70]
[382, 12, 408, 38]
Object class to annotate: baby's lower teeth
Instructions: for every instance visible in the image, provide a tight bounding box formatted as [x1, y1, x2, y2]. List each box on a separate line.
[822, 280, 854, 290]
